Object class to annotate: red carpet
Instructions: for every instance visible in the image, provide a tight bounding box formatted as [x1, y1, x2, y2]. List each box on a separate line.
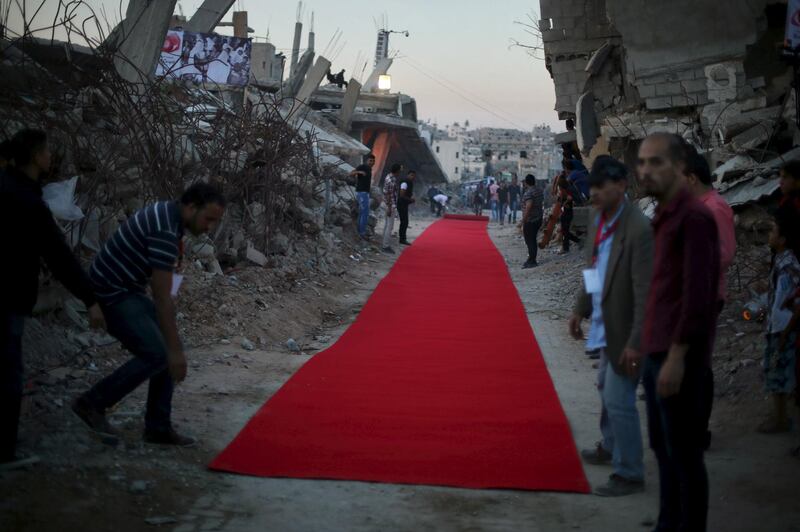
[210, 218, 590, 493]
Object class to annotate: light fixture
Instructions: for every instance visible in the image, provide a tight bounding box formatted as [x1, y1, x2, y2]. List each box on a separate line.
[378, 74, 392, 90]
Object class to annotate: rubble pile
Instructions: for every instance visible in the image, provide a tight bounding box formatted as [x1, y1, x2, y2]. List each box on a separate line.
[0, 30, 384, 383]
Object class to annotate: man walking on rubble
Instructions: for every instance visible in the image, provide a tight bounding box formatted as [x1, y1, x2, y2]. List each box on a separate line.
[350, 153, 376, 240]
[72, 183, 225, 446]
[1, 129, 105, 470]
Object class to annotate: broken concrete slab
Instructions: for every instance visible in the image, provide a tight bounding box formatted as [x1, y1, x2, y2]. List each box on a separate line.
[713, 154, 758, 182]
[730, 121, 775, 152]
[245, 245, 268, 267]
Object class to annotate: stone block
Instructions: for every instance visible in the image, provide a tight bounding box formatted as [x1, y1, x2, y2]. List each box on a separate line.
[676, 69, 698, 81]
[680, 78, 708, 94]
[671, 95, 693, 107]
[636, 84, 657, 98]
[645, 96, 674, 110]
[655, 82, 683, 97]
[541, 28, 565, 43]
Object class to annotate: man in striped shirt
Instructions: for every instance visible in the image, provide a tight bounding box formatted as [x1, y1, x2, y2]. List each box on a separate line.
[72, 183, 225, 446]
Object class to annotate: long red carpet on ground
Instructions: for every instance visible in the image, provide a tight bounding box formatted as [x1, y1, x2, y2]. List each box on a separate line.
[210, 218, 590, 493]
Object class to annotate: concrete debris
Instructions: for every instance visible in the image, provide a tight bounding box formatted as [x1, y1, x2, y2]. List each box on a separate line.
[286, 338, 301, 352]
[245, 245, 268, 267]
[240, 338, 255, 351]
[713, 155, 758, 183]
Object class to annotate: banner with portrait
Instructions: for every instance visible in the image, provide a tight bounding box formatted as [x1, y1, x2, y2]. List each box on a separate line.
[156, 30, 252, 86]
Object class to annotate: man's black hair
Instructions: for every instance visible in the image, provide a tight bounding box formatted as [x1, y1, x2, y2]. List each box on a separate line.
[563, 159, 576, 171]
[181, 182, 226, 208]
[781, 160, 800, 180]
[390, 163, 401, 173]
[646, 132, 689, 167]
[0, 139, 14, 162]
[565, 118, 575, 130]
[11, 129, 47, 167]
[407, 169, 417, 175]
[524, 174, 536, 186]
[366, 153, 376, 160]
[686, 150, 713, 186]
[588, 155, 628, 187]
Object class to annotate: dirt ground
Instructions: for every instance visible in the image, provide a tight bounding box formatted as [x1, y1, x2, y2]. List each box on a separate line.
[2, 214, 799, 532]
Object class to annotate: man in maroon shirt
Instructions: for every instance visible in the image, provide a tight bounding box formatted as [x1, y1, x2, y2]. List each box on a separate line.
[636, 133, 720, 532]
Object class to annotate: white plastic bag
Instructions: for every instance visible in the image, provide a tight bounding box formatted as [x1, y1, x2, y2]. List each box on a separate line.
[42, 176, 84, 222]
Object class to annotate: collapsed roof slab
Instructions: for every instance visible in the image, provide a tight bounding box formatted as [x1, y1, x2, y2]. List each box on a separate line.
[184, 0, 236, 33]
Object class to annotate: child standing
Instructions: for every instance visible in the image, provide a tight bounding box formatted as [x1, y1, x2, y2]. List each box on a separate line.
[760, 212, 800, 433]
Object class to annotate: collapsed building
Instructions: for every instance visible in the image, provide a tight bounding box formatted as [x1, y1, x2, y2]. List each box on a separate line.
[0, 0, 445, 298]
[539, 0, 797, 225]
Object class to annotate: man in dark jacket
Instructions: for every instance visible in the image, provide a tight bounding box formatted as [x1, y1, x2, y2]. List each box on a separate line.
[1, 129, 104, 470]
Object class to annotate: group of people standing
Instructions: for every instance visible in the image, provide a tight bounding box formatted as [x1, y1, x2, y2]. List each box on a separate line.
[562, 132, 799, 532]
[472, 175, 523, 225]
[350, 155, 417, 254]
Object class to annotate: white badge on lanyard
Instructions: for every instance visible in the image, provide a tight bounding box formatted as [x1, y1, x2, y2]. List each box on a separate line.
[583, 268, 602, 295]
[171, 273, 184, 297]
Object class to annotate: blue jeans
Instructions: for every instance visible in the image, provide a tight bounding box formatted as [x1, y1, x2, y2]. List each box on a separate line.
[490, 199, 498, 221]
[643, 353, 711, 532]
[357, 192, 370, 236]
[85, 294, 174, 432]
[508, 198, 519, 222]
[597, 351, 644, 481]
[1, 312, 25, 460]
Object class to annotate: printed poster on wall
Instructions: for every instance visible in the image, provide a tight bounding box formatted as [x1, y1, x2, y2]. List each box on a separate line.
[785, 0, 800, 52]
[156, 30, 252, 86]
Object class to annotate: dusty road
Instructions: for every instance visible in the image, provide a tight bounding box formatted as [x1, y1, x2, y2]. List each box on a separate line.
[2, 218, 799, 531]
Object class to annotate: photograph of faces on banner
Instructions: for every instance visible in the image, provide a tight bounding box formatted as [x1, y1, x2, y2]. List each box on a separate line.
[156, 30, 252, 86]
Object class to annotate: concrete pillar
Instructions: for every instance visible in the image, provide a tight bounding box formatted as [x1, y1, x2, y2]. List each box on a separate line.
[339, 79, 362, 131]
[113, 0, 178, 83]
[290, 22, 303, 78]
[184, 0, 235, 33]
[232, 11, 248, 38]
[369, 130, 393, 185]
[284, 50, 315, 97]
[294, 56, 332, 105]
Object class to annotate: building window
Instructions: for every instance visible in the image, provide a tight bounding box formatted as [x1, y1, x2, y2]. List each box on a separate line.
[455, 167, 459, 174]
[435, 146, 440, 153]
[456, 152, 459, 158]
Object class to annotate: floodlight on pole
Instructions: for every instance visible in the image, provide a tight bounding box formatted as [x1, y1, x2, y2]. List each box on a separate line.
[378, 74, 392, 90]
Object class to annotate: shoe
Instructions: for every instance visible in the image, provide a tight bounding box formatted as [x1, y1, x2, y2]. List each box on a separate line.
[522, 261, 539, 269]
[382, 246, 395, 254]
[72, 397, 120, 439]
[399, 240, 412, 246]
[585, 348, 602, 359]
[144, 428, 197, 448]
[0, 452, 40, 472]
[581, 442, 612, 465]
[594, 474, 645, 497]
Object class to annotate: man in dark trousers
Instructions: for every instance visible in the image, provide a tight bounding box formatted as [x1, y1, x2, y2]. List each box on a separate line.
[519, 174, 544, 269]
[350, 153, 375, 240]
[637, 133, 720, 532]
[72, 183, 225, 446]
[1, 129, 105, 470]
[507, 175, 521, 224]
[397, 170, 417, 245]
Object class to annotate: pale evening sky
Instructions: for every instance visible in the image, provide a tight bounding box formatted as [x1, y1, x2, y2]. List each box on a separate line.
[6, 0, 561, 131]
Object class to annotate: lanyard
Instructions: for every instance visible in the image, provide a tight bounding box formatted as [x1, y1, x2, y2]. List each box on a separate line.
[592, 214, 620, 266]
